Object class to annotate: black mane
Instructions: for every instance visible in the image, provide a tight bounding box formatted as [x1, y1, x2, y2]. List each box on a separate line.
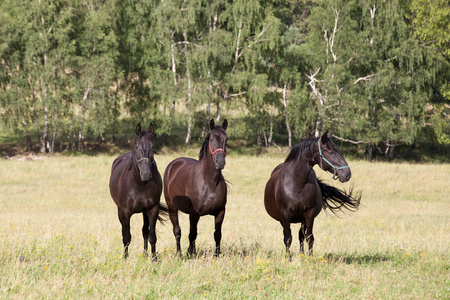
[199, 133, 211, 160]
[284, 137, 318, 163]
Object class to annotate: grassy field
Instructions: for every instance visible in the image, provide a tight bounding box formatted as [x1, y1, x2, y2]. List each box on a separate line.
[0, 152, 449, 299]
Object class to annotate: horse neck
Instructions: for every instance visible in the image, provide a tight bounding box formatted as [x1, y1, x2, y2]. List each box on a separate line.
[130, 151, 145, 182]
[199, 150, 222, 184]
[287, 145, 317, 183]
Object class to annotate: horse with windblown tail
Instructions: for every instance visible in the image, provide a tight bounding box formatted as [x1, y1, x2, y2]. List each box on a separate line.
[109, 123, 168, 260]
[264, 131, 361, 256]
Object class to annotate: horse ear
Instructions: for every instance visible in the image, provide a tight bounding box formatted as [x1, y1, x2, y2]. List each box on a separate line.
[210, 119, 215, 130]
[321, 131, 329, 144]
[327, 130, 333, 140]
[222, 119, 228, 130]
[148, 123, 154, 136]
[136, 123, 142, 136]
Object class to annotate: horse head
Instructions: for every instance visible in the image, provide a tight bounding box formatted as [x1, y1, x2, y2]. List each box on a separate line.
[316, 131, 351, 183]
[133, 122, 156, 182]
[208, 119, 228, 170]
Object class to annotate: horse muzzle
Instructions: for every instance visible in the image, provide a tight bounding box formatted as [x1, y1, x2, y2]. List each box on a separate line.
[214, 155, 226, 170]
[140, 170, 152, 182]
[337, 169, 351, 183]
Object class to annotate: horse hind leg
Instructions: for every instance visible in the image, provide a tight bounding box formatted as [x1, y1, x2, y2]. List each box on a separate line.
[305, 218, 315, 256]
[168, 208, 182, 255]
[299, 222, 306, 254]
[280, 219, 292, 258]
[187, 211, 200, 257]
[147, 206, 159, 261]
[118, 209, 131, 259]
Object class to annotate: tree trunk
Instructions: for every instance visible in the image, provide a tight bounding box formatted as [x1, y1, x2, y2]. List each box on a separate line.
[26, 133, 32, 154]
[216, 97, 221, 122]
[365, 143, 375, 160]
[283, 83, 292, 147]
[315, 119, 322, 138]
[167, 34, 177, 132]
[50, 131, 55, 153]
[42, 102, 48, 153]
[385, 141, 394, 161]
[268, 104, 274, 145]
[257, 126, 262, 147]
[33, 89, 44, 153]
[184, 33, 193, 144]
[264, 129, 268, 147]
[77, 86, 90, 152]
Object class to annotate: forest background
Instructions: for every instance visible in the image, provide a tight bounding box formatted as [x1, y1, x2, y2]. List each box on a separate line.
[1, 0, 449, 161]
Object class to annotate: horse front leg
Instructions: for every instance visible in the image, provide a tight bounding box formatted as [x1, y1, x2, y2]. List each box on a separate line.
[118, 209, 131, 259]
[299, 222, 306, 254]
[147, 205, 160, 261]
[213, 209, 226, 257]
[142, 213, 149, 257]
[187, 211, 200, 257]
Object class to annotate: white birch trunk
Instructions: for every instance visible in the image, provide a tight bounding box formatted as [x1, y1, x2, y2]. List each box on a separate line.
[184, 34, 192, 144]
[283, 84, 292, 147]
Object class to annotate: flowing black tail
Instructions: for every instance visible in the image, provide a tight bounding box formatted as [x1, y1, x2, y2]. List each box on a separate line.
[157, 203, 169, 224]
[318, 179, 361, 214]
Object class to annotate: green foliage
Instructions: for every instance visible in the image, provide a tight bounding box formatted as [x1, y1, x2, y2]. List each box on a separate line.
[409, 0, 450, 56]
[0, 0, 448, 158]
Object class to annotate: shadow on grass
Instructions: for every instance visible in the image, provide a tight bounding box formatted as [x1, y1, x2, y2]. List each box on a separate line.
[323, 252, 391, 265]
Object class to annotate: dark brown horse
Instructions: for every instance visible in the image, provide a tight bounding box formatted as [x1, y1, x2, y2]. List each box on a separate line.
[264, 132, 361, 256]
[164, 119, 228, 256]
[109, 123, 167, 260]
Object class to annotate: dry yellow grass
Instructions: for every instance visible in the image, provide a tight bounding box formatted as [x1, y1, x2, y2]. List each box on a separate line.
[0, 153, 449, 298]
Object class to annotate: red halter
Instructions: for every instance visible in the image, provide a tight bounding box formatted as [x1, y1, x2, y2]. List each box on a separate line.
[209, 140, 226, 162]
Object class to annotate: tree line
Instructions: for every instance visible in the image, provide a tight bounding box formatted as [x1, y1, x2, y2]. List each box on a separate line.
[1, 0, 449, 159]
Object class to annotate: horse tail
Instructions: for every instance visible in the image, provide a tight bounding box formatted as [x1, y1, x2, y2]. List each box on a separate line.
[157, 202, 169, 224]
[318, 179, 361, 215]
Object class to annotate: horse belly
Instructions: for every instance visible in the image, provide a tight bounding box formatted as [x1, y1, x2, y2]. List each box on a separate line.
[172, 195, 192, 214]
[197, 195, 226, 216]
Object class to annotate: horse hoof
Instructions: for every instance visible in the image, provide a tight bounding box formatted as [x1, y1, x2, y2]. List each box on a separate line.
[285, 253, 292, 262]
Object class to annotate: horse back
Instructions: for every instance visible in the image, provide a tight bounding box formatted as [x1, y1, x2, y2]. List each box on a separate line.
[163, 157, 196, 200]
[111, 152, 131, 174]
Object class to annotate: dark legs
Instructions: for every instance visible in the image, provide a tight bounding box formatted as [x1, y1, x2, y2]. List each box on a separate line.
[299, 222, 305, 254]
[187, 211, 200, 256]
[168, 208, 182, 254]
[118, 209, 131, 259]
[282, 218, 315, 257]
[305, 218, 315, 256]
[214, 209, 225, 256]
[299, 219, 315, 256]
[280, 219, 292, 256]
[119, 207, 160, 260]
[143, 206, 159, 260]
[142, 213, 149, 256]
